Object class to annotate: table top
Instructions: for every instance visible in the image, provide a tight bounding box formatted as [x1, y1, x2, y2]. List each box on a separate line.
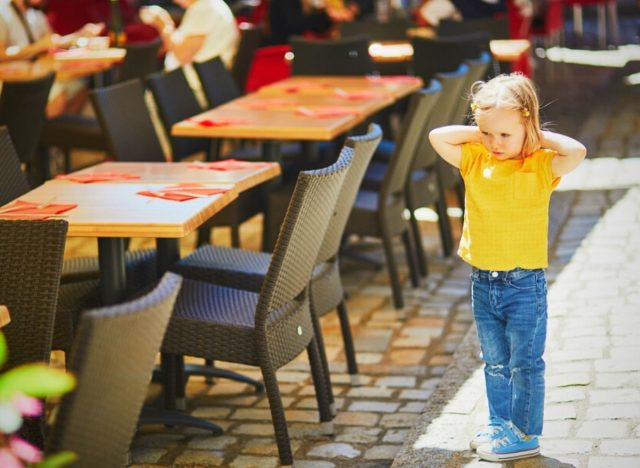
[368, 38, 531, 63]
[0, 48, 126, 82]
[58, 160, 282, 193]
[172, 76, 422, 141]
[0, 182, 238, 238]
[0, 305, 10, 329]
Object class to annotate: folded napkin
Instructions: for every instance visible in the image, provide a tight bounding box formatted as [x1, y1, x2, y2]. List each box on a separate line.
[334, 89, 386, 100]
[188, 116, 249, 127]
[366, 75, 421, 84]
[296, 106, 358, 118]
[55, 172, 141, 183]
[137, 184, 230, 202]
[281, 81, 328, 93]
[0, 200, 77, 219]
[188, 160, 273, 171]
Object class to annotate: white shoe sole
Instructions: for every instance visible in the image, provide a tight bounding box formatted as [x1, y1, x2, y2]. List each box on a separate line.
[477, 446, 540, 461]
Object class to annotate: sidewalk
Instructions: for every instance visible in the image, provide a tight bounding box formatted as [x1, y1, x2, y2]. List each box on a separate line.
[393, 79, 640, 467]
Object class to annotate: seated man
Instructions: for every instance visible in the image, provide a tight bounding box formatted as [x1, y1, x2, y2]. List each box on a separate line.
[0, 0, 103, 116]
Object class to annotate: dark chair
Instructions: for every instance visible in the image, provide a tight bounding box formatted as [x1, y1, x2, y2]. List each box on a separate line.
[232, 23, 263, 92]
[46, 273, 182, 468]
[411, 32, 490, 83]
[0, 219, 68, 448]
[0, 126, 31, 205]
[291, 35, 375, 76]
[171, 124, 382, 394]
[344, 88, 439, 309]
[163, 147, 354, 466]
[339, 18, 412, 41]
[194, 56, 242, 108]
[116, 37, 163, 83]
[0, 72, 55, 185]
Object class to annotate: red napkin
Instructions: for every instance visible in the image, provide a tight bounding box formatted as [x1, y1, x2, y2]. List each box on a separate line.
[188, 116, 249, 127]
[0, 200, 77, 219]
[334, 89, 386, 100]
[55, 172, 141, 183]
[238, 98, 293, 110]
[296, 106, 358, 118]
[187, 160, 273, 171]
[281, 81, 328, 93]
[366, 75, 421, 84]
[137, 184, 230, 202]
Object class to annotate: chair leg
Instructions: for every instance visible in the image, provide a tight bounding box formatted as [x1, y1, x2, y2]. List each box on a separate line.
[306, 337, 334, 427]
[402, 230, 420, 288]
[309, 302, 335, 410]
[380, 228, 404, 309]
[435, 196, 454, 257]
[230, 224, 241, 248]
[336, 300, 360, 383]
[408, 212, 428, 277]
[196, 226, 211, 247]
[260, 363, 294, 466]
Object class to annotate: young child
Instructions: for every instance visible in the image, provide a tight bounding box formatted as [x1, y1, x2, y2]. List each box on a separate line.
[429, 73, 586, 462]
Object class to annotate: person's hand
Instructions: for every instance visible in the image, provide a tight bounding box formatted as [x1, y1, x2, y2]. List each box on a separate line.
[326, 6, 354, 22]
[78, 22, 105, 38]
[32, 33, 54, 53]
[140, 5, 174, 31]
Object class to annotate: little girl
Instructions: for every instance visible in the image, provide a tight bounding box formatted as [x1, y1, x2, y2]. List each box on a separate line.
[429, 73, 586, 462]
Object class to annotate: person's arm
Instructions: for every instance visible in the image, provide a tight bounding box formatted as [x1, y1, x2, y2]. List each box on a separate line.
[0, 33, 52, 61]
[543, 130, 587, 177]
[52, 22, 104, 49]
[428, 125, 480, 169]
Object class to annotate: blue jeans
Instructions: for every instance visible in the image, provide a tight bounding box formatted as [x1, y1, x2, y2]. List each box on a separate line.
[471, 267, 548, 436]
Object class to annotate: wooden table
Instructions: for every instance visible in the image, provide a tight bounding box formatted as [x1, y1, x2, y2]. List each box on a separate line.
[59, 160, 282, 193]
[0, 48, 126, 82]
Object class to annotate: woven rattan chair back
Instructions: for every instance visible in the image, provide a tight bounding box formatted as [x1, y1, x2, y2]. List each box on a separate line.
[339, 18, 412, 41]
[255, 147, 352, 328]
[291, 35, 375, 76]
[47, 273, 182, 468]
[0, 72, 54, 166]
[317, 124, 382, 263]
[116, 37, 162, 83]
[0, 127, 31, 204]
[231, 24, 263, 92]
[0, 219, 68, 447]
[146, 67, 211, 160]
[411, 32, 489, 83]
[193, 56, 241, 109]
[451, 52, 491, 125]
[90, 79, 165, 162]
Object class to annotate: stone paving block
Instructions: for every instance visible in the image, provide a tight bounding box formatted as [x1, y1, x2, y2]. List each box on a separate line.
[229, 455, 279, 468]
[541, 439, 593, 455]
[379, 413, 421, 428]
[230, 408, 272, 421]
[174, 449, 226, 466]
[545, 403, 577, 421]
[585, 404, 640, 420]
[549, 348, 604, 361]
[398, 389, 435, 400]
[348, 401, 401, 413]
[333, 411, 380, 427]
[588, 457, 640, 468]
[346, 386, 395, 398]
[542, 420, 573, 438]
[188, 435, 237, 450]
[576, 421, 629, 438]
[375, 376, 417, 388]
[129, 447, 167, 464]
[599, 439, 640, 456]
[546, 373, 592, 388]
[548, 361, 592, 374]
[306, 443, 361, 459]
[383, 428, 409, 443]
[546, 387, 586, 403]
[588, 388, 640, 404]
[595, 372, 640, 389]
[132, 433, 185, 448]
[363, 444, 402, 460]
[335, 427, 382, 444]
[389, 349, 427, 364]
[294, 461, 336, 468]
[398, 401, 427, 413]
[595, 358, 640, 373]
[232, 423, 275, 436]
[242, 438, 302, 456]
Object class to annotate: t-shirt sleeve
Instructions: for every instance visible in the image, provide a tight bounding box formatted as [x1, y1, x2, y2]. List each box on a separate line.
[178, 2, 223, 37]
[537, 149, 561, 189]
[459, 142, 481, 177]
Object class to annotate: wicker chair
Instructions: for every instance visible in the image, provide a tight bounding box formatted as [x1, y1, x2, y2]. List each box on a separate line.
[46, 273, 182, 468]
[0, 72, 55, 186]
[162, 147, 353, 466]
[170, 125, 382, 394]
[0, 219, 68, 448]
[291, 35, 375, 76]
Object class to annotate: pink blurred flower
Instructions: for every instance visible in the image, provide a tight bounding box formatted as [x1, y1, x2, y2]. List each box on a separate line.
[11, 394, 42, 417]
[9, 436, 43, 463]
[0, 448, 24, 468]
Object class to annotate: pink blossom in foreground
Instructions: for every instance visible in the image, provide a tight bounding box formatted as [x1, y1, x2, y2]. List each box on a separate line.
[9, 435, 43, 463]
[0, 448, 24, 468]
[11, 394, 42, 417]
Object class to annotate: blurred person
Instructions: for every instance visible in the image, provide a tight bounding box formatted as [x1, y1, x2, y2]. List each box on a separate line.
[0, 0, 103, 116]
[416, 0, 460, 26]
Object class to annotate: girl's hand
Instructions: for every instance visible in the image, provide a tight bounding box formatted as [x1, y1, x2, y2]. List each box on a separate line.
[542, 130, 587, 177]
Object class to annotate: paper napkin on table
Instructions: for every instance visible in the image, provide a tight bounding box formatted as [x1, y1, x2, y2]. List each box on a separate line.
[0, 200, 77, 219]
[55, 172, 141, 183]
[296, 106, 358, 118]
[187, 116, 249, 127]
[137, 184, 230, 202]
[187, 160, 273, 171]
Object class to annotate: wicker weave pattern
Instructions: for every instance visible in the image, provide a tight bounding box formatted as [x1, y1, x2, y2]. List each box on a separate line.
[47, 273, 182, 467]
[0, 219, 68, 447]
[0, 127, 31, 204]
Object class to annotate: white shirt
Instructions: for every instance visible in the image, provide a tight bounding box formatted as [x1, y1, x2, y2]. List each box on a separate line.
[0, 0, 50, 47]
[165, 0, 239, 70]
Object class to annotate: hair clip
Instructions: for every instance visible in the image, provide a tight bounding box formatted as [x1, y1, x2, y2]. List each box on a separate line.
[522, 108, 530, 118]
[470, 102, 478, 112]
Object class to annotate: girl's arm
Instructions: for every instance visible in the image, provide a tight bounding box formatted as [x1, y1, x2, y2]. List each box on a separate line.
[542, 130, 587, 177]
[428, 125, 481, 169]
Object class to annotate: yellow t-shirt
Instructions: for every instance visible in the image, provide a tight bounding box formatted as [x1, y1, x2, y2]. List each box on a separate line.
[458, 142, 561, 271]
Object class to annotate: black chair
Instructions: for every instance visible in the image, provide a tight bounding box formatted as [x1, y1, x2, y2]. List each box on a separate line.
[344, 87, 439, 309]
[232, 23, 263, 92]
[339, 17, 412, 41]
[0, 218, 68, 448]
[194, 56, 242, 109]
[411, 32, 490, 83]
[46, 273, 182, 468]
[291, 35, 375, 76]
[163, 148, 353, 466]
[115, 37, 163, 83]
[0, 72, 55, 185]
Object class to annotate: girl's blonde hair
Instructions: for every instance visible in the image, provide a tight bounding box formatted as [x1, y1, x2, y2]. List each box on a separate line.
[469, 73, 542, 157]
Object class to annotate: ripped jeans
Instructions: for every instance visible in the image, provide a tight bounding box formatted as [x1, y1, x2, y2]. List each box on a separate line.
[471, 267, 548, 436]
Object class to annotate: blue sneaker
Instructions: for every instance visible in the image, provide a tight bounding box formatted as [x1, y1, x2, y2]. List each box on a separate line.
[476, 422, 540, 461]
[469, 421, 504, 450]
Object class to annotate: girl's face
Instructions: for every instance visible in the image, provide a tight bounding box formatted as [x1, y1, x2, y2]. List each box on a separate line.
[476, 107, 526, 161]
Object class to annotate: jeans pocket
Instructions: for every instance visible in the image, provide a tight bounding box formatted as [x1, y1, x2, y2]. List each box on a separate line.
[507, 272, 537, 290]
